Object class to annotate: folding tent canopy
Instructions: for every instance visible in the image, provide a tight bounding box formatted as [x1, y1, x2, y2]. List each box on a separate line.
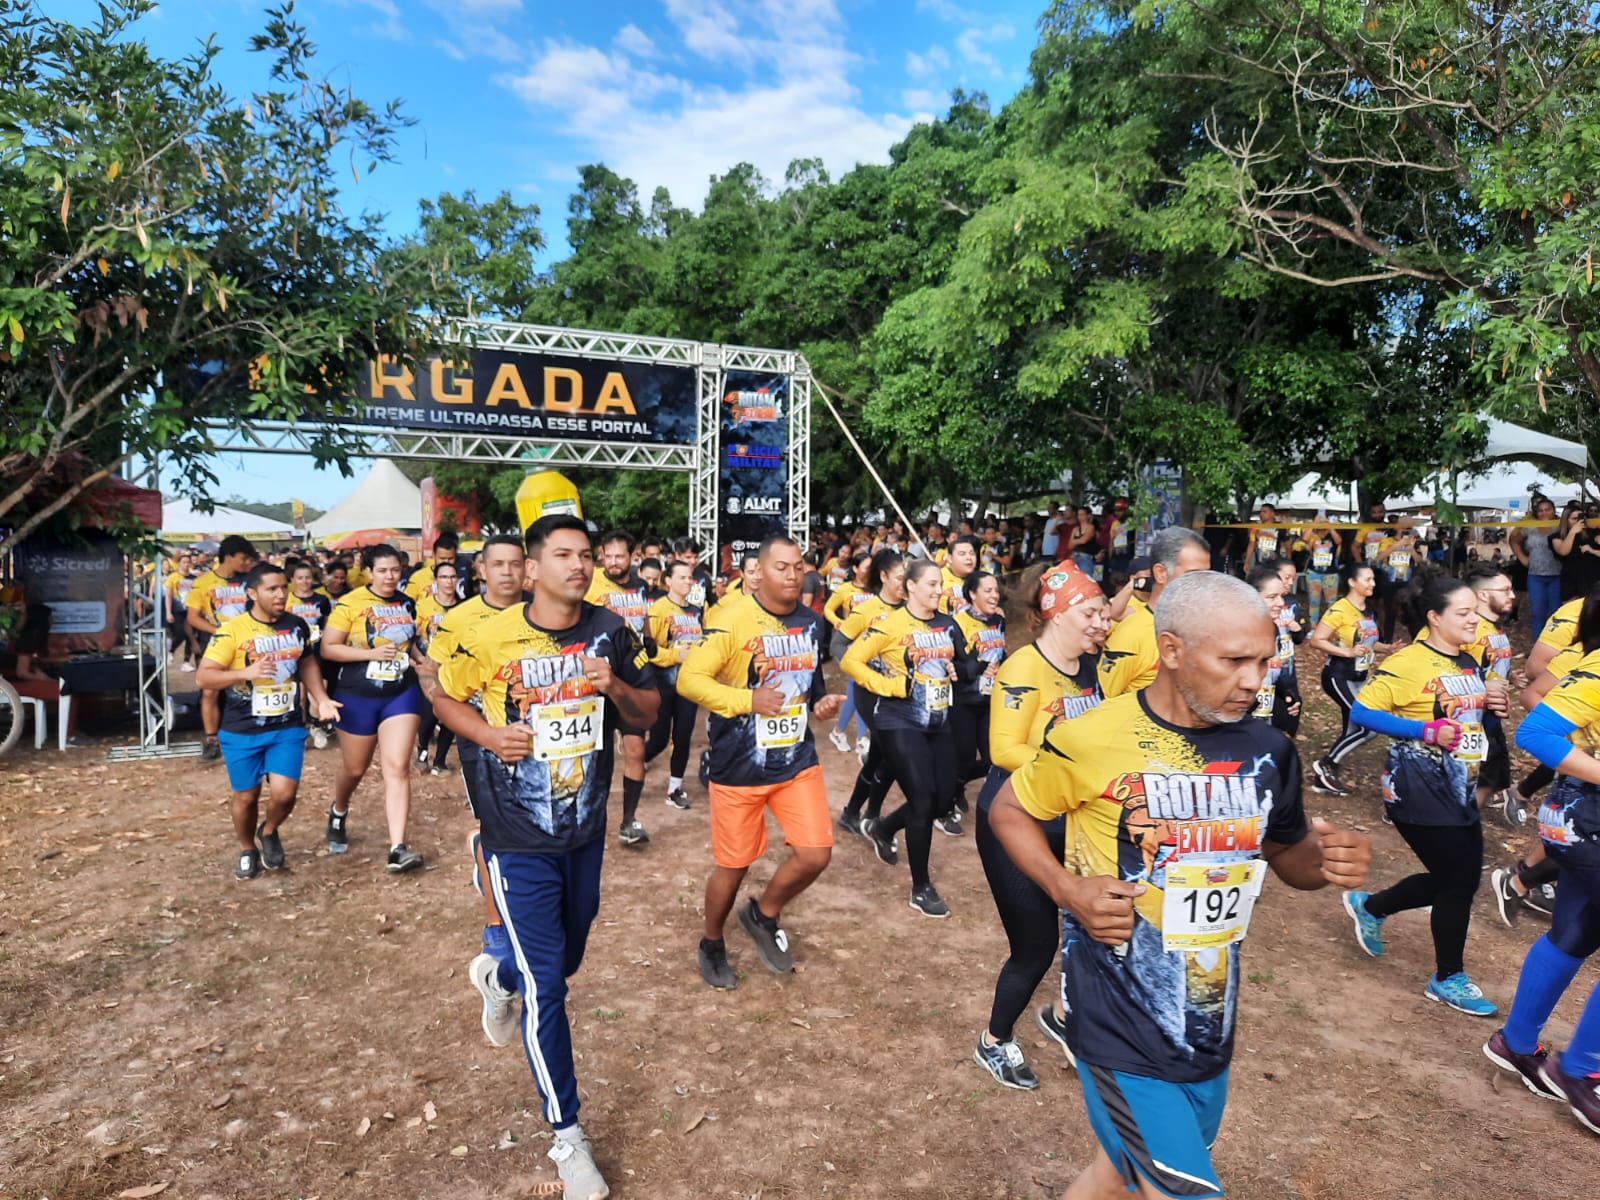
[307, 460, 421, 539]
[160, 497, 293, 539]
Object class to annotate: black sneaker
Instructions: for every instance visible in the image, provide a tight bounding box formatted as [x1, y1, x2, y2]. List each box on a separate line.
[664, 789, 690, 810]
[1502, 789, 1529, 828]
[201, 736, 221, 763]
[618, 819, 650, 847]
[234, 848, 261, 881]
[1036, 1005, 1077, 1067]
[866, 818, 898, 866]
[934, 811, 964, 837]
[1539, 1057, 1600, 1135]
[1483, 1029, 1562, 1101]
[698, 939, 738, 990]
[1522, 882, 1557, 917]
[256, 823, 285, 870]
[737, 899, 793, 973]
[836, 809, 864, 838]
[386, 844, 424, 873]
[325, 805, 349, 854]
[1490, 867, 1520, 928]
[909, 883, 950, 918]
[973, 1035, 1039, 1090]
[1311, 758, 1350, 797]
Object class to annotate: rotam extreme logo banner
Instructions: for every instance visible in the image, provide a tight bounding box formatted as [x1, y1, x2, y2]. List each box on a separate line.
[717, 370, 789, 567]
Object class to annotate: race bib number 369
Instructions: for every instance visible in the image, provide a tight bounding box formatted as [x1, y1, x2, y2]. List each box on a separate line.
[1161, 859, 1268, 953]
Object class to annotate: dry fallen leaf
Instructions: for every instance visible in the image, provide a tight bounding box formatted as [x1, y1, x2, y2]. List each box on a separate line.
[449, 1144, 468, 1157]
[405, 1116, 423, 1129]
[118, 1185, 170, 1199]
[208, 1092, 231, 1110]
[683, 1111, 707, 1134]
[356, 1117, 371, 1137]
[99, 1142, 134, 1160]
[423, 1101, 438, 1122]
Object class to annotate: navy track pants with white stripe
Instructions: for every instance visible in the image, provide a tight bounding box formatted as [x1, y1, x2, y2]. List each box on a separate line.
[486, 838, 604, 1130]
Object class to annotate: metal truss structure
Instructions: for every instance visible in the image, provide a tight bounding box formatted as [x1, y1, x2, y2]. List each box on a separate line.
[124, 317, 812, 761]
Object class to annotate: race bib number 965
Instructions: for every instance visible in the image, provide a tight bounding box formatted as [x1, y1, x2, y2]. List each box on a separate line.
[755, 703, 807, 750]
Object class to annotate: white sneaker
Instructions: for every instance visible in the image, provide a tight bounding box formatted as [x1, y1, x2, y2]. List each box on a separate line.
[548, 1129, 609, 1199]
[828, 729, 851, 754]
[309, 726, 329, 751]
[180, 661, 195, 672]
[856, 735, 870, 763]
[468, 953, 520, 1047]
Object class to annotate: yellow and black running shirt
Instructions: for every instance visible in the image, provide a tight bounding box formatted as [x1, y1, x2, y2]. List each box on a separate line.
[415, 592, 461, 653]
[1357, 641, 1487, 825]
[1306, 532, 1339, 575]
[428, 594, 513, 670]
[286, 591, 332, 645]
[189, 570, 249, 628]
[1011, 690, 1307, 1082]
[1532, 647, 1600, 862]
[1467, 615, 1514, 681]
[824, 583, 873, 632]
[989, 643, 1101, 775]
[1319, 596, 1380, 679]
[1098, 596, 1157, 698]
[326, 586, 418, 697]
[165, 570, 196, 611]
[841, 606, 973, 732]
[203, 610, 313, 733]
[439, 601, 651, 853]
[939, 566, 972, 616]
[647, 596, 704, 685]
[586, 571, 650, 639]
[955, 609, 1006, 706]
[678, 598, 827, 787]
[1538, 597, 1584, 654]
[838, 594, 899, 642]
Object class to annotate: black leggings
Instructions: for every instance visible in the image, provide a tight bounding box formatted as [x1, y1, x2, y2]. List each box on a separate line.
[1364, 819, 1483, 980]
[976, 801, 1066, 1041]
[416, 711, 454, 768]
[952, 702, 991, 789]
[1322, 667, 1378, 765]
[843, 697, 896, 821]
[876, 727, 959, 887]
[645, 683, 697, 780]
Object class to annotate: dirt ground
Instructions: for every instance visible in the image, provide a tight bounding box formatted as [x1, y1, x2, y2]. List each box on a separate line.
[5, 635, 1600, 1200]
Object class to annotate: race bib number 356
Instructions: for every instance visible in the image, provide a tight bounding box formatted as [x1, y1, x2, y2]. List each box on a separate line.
[1454, 724, 1487, 764]
[1161, 860, 1268, 953]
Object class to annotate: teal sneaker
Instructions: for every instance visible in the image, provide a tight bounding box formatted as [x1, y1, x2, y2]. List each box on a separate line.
[1341, 890, 1384, 957]
[1426, 972, 1497, 1017]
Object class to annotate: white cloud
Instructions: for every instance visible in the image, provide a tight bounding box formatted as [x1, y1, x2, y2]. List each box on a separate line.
[501, 1, 914, 209]
[901, 87, 943, 111]
[905, 45, 951, 78]
[452, 0, 522, 12]
[955, 22, 1015, 71]
[915, 0, 975, 21]
[614, 23, 657, 57]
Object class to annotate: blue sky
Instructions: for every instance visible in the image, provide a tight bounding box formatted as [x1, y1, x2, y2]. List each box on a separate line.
[102, 0, 1045, 508]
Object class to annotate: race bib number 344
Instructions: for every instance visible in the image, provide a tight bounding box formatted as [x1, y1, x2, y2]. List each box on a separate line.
[532, 696, 605, 761]
[1161, 860, 1268, 953]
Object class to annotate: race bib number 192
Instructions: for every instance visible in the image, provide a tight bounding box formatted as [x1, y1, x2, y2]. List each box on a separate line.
[1161, 860, 1268, 953]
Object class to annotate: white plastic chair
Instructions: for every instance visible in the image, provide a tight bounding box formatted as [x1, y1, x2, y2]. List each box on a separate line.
[20, 685, 71, 750]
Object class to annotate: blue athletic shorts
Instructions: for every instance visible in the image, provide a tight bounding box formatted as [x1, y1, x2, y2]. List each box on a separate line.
[218, 725, 308, 791]
[335, 684, 426, 737]
[1076, 1061, 1229, 1199]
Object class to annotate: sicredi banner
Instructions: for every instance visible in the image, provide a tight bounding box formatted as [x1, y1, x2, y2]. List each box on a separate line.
[354, 351, 698, 444]
[718, 371, 790, 569]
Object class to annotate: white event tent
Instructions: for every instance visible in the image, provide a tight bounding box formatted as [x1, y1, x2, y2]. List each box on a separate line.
[161, 497, 294, 539]
[306, 460, 423, 538]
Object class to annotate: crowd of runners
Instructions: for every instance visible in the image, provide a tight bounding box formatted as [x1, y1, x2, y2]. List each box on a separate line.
[152, 497, 1600, 1199]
